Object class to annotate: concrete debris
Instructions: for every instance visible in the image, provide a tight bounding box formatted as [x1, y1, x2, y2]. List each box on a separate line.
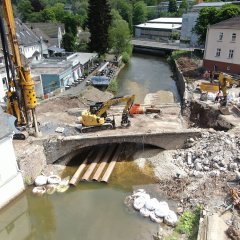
[173, 130, 240, 177]
[55, 127, 65, 133]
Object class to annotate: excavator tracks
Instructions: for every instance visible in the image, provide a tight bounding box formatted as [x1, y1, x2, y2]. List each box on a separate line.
[79, 123, 114, 133]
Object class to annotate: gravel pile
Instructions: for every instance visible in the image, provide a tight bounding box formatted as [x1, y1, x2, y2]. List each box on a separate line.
[173, 130, 240, 178]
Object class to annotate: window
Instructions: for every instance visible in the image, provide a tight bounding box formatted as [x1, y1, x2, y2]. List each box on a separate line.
[228, 49, 234, 59]
[216, 48, 221, 57]
[219, 32, 223, 41]
[232, 33, 236, 42]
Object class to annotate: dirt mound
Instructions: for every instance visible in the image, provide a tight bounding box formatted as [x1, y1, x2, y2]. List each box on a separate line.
[177, 57, 201, 78]
[81, 86, 113, 102]
[37, 86, 114, 114]
[38, 96, 85, 113]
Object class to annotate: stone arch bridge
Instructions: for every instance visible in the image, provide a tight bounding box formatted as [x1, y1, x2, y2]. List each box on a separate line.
[44, 129, 201, 164]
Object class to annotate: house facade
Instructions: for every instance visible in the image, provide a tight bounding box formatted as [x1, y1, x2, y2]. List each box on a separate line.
[203, 17, 240, 74]
[0, 109, 25, 209]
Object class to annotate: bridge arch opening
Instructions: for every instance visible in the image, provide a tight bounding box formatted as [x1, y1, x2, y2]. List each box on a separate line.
[61, 142, 163, 185]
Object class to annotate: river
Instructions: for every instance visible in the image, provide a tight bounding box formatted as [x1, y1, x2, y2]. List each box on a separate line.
[0, 53, 179, 240]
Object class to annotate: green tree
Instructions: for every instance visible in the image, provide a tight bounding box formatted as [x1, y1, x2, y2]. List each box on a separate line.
[41, 8, 56, 22]
[168, 0, 178, 13]
[51, 3, 65, 22]
[217, 4, 240, 22]
[193, 5, 240, 45]
[113, 0, 133, 26]
[109, 11, 131, 56]
[133, 1, 148, 25]
[87, 0, 112, 56]
[27, 12, 43, 22]
[62, 32, 76, 52]
[17, 0, 33, 21]
[179, 0, 188, 13]
[63, 14, 78, 36]
[31, 0, 46, 12]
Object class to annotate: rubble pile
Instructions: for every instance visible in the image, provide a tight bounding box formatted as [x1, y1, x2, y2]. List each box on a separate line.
[173, 131, 240, 178]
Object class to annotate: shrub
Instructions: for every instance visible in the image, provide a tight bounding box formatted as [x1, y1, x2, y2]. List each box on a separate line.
[175, 207, 201, 239]
[122, 52, 130, 64]
[107, 79, 118, 94]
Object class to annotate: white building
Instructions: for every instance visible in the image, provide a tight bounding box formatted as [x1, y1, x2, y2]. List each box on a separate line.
[15, 19, 43, 61]
[0, 109, 25, 209]
[135, 17, 182, 42]
[203, 17, 240, 74]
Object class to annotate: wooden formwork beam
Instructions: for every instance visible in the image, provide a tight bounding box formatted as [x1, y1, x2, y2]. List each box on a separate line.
[101, 145, 122, 183]
[69, 150, 94, 186]
[81, 147, 106, 181]
[91, 145, 117, 181]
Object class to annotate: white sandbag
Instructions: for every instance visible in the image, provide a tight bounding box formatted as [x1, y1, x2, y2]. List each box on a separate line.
[145, 198, 159, 211]
[164, 210, 178, 226]
[35, 175, 47, 186]
[32, 186, 46, 195]
[139, 207, 150, 217]
[207, 92, 216, 101]
[133, 196, 147, 210]
[149, 212, 163, 223]
[155, 201, 169, 218]
[47, 175, 61, 184]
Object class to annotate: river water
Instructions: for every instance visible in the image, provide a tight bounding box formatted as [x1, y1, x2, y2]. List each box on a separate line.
[0, 53, 179, 240]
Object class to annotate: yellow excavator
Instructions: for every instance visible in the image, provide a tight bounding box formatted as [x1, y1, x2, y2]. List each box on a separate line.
[78, 95, 135, 133]
[218, 72, 240, 115]
[0, 0, 40, 139]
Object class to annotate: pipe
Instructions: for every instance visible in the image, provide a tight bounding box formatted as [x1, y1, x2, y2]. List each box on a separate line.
[81, 147, 106, 181]
[92, 145, 117, 181]
[101, 145, 122, 183]
[69, 151, 93, 186]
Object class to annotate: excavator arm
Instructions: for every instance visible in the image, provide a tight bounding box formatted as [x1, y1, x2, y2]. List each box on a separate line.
[79, 95, 135, 132]
[95, 95, 135, 117]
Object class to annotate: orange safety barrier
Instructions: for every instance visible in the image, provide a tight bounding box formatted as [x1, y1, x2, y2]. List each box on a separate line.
[130, 104, 145, 114]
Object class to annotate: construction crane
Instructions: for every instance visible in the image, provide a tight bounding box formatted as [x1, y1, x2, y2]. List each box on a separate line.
[79, 95, 135, 133]
[0, 0, 40, 139]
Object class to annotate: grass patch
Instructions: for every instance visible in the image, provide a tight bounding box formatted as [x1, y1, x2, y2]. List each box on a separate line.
[165, 207, 201, 240]
[107, 79, 119, 94]
[171, 50, 192, 60]
[176, 207, 201, 239]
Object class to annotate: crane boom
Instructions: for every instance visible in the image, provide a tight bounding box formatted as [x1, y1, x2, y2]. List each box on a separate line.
[1, 0, 40, 137]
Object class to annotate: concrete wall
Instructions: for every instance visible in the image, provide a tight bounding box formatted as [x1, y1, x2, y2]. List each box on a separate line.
[0, 136, 25, 209]
[174, 60, 187, 103]
[180, 13, 199, 47]
[203, 59, 240, 74]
